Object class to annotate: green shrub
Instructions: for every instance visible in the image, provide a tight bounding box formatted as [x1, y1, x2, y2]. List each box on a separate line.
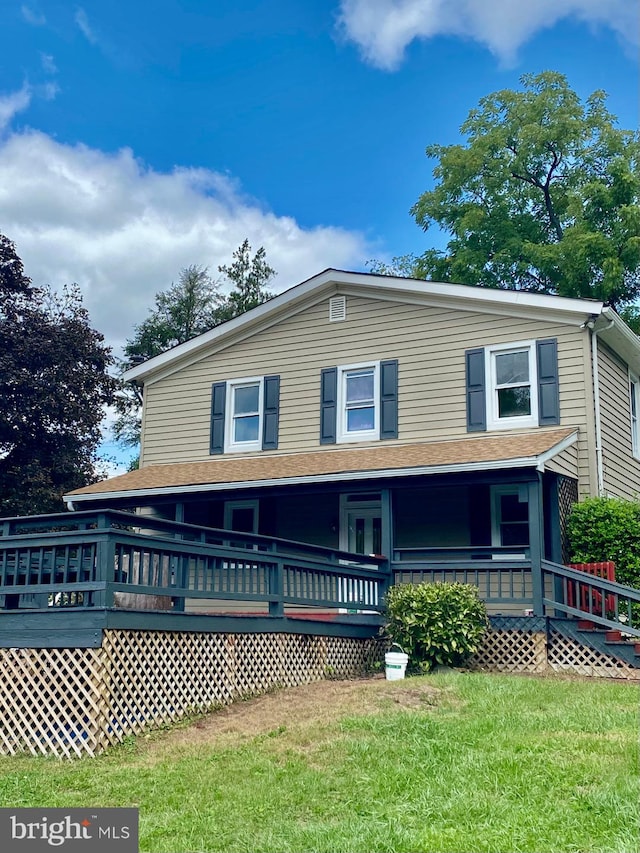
[567, 496, 640, 588]
[385, 582, 488, 671]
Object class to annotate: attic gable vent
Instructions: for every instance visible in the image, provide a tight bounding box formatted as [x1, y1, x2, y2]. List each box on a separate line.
[329, 295, 346, 322]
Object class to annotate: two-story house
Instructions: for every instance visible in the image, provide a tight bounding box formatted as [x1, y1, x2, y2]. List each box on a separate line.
[66, 269, 640, 616]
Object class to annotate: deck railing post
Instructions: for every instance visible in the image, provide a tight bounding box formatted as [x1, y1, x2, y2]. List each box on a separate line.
[268, 560, 284, 617]
[94, 532, 116, 608]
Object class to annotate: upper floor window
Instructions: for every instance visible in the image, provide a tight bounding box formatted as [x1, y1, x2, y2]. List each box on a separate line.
[487, 342, 538, 430]
[338, 363, 380, 442]
[466, 338, 559, 433]
[210, 375, 280, 455]
[630, 375, 640, 459]
[320, 359, 398, 445]
[227, 378, 263, 452]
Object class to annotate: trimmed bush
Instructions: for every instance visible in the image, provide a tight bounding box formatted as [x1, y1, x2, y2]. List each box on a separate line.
[567, 497, 640, 588]
[385, 582, 488, 671]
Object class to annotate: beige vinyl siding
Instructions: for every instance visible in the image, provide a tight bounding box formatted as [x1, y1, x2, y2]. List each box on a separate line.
[598, 342, 640, 499]
[545, 442, 579, 480]
[140, 295, 594, 490]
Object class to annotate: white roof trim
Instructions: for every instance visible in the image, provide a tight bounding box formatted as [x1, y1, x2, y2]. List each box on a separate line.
[535, 429, 578, 471]
[123, 269, 604, 383]
[66, 431, 578, 505]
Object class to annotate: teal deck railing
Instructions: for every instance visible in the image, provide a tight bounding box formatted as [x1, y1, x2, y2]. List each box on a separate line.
[3, 513, 640, 638]
[393, 546, 532, 607]
[0, 511, 388, 617]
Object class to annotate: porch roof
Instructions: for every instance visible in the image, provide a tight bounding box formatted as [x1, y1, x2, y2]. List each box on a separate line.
[67, 428, 577, 505]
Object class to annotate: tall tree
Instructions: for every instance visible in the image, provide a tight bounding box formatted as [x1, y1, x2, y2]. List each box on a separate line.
[216, 239, 275, 323]
[114, 265, 222, 449]
[410, 72, 640, 309]
[115, 242, 276, 452]
[0, 234, 115, 515]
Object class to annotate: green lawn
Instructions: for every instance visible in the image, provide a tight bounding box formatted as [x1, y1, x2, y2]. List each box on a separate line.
[0, 672, 638, 853]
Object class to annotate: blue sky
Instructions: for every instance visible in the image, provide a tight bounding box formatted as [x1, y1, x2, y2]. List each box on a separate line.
[0, 1, 638, 467]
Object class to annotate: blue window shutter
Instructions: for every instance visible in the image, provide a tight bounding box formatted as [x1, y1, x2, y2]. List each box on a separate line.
[466, 348, 486, 432]
[262, 375, 280, 450]
[320, 367, 337, 444]
[537, 338, 560, 425]
[380, 359, 398, 439]
[210, 382, 226, 454]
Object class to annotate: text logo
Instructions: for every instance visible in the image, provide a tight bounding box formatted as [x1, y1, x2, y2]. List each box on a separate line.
[0, 809, 138, 852]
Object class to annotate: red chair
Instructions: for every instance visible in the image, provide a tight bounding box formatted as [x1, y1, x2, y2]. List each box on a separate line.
[566, 562, 616, 615]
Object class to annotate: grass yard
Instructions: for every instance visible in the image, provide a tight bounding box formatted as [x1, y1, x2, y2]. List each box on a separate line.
[0, 671, 638, 853]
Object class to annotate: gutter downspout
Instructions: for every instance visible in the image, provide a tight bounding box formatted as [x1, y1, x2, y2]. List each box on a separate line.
[590, 317, 615, 496]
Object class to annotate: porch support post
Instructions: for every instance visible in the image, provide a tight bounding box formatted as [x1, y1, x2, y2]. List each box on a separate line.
[546, 474, 565, 610]
[528, 475, 544, 616]
[379, 488, 394, 601]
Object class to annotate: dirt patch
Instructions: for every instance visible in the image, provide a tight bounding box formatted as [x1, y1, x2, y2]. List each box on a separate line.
[142, 676, 443, 755]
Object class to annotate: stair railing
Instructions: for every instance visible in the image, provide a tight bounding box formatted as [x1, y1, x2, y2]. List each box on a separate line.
[541, 560, 640, 638]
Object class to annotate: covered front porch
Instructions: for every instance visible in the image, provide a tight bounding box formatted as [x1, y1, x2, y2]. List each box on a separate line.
[64, 464, 572, 620]
[4, 425, 640, 642]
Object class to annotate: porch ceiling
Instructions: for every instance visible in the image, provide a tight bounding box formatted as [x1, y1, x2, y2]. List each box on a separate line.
[67, 428, 577, 504]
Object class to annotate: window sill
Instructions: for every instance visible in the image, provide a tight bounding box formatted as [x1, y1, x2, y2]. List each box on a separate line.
[486, 416, 538, 431]
[336, 431, 380, 444]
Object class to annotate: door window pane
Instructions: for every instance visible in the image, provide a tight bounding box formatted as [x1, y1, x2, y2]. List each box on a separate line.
[355, 518, 365, 554]
[372, 517, 382, 555]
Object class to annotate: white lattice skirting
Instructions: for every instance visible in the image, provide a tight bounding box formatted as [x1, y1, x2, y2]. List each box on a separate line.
[470, 625, 639, 680]
[0, 630, 381, 758]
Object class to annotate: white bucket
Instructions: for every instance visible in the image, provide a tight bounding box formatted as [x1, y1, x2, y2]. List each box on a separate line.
[385, 646, 409, 681]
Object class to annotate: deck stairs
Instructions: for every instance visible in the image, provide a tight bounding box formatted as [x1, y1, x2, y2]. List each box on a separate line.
[551, 617, 640, 669]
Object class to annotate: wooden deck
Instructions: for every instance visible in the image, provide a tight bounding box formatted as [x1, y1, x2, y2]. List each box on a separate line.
[2, 509, 640, 646]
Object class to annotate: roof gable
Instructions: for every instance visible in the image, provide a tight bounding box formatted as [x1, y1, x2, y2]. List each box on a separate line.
[124, 269, 606, 384]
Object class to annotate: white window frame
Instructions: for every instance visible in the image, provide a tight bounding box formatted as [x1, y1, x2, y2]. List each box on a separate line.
[224, 376, 264, 453]
[336, 361, 380, 443]
[630, 373, 640, 459]
[486, 341, 538, 431]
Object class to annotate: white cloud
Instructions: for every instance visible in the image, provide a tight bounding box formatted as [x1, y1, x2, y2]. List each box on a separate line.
[21, 4, 46, 26]
[40, 53, 58, 75]
[41, 82, 60, 101]
[0, 129, 369, 356]
[0, 85, 32, 133]
[338, 0, 640, 69]
[75, 7, 98, 44]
